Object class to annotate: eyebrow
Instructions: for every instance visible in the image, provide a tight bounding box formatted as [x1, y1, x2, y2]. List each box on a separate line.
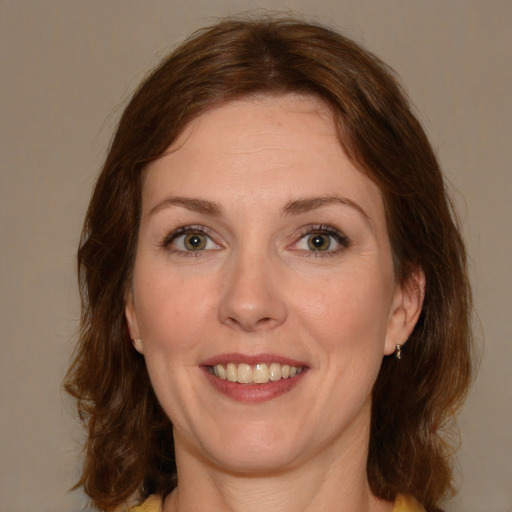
[148, 195, 373, 230]
[282, 196, 373, 230]
[149, 196, 223, 217]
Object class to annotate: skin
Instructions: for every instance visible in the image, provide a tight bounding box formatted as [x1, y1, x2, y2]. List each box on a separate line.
[125, 94, 424, 512]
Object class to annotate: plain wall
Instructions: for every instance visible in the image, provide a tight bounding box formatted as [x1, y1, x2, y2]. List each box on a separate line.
[1, 1, 511, 511]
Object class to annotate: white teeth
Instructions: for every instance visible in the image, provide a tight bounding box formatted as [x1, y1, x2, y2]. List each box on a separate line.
[268, 362, 281, 381]
[253, 363, 269, 383]
[226, 363, 237, 382]
[217, 364, 227, 380]
[237, 363, 252, 384]
[210, 362, 304, 384]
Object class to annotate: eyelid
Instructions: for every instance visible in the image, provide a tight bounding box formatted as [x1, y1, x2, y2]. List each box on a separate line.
[161, 225, 222, 255]
[289, 224, 350, 255]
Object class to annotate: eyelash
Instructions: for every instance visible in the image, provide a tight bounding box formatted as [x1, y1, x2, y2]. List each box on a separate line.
[160, 224, 350, 257]
[160, 225, 219, 257]
[292, 224, 350, 257]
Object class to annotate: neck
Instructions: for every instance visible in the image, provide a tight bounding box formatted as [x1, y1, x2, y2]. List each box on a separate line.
[165, 463, 385, 512]
[164, 409, 392, 512]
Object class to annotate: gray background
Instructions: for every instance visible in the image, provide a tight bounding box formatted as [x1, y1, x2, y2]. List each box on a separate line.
[1, 1, 511, 511]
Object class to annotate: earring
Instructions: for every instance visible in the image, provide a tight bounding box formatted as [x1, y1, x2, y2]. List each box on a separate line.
[134, 338, 143, 344]
[395, 344, 402, 360]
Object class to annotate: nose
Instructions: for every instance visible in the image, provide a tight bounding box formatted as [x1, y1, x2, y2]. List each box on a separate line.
[218, 251, 287, 333]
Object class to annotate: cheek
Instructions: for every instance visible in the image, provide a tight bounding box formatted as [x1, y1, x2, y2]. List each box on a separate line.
[133, 265, 218, 354]
[296, 266, 393, 354]
[132, 270, 214, 417]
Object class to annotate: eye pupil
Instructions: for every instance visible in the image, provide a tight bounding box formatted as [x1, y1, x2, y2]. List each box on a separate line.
[184, 234, 206, 250]
[308, 234, 330, 251]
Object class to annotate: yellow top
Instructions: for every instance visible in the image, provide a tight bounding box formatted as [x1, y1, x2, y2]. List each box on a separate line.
[130, 493, 425, 511]
[393, 494, 426, 512]
[130, 494, 162, 512]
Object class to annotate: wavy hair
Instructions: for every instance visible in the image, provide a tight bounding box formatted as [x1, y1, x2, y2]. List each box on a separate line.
[65, 16, 473, 512]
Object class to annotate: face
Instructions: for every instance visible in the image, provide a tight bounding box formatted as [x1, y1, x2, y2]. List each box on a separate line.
[126, 94, 422, 474]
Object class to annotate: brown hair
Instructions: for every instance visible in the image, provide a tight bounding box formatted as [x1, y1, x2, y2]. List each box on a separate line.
[65, 16, 473, 512]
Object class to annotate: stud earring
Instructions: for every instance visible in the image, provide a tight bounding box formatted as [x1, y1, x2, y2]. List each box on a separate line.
[395, 344, 402, 360]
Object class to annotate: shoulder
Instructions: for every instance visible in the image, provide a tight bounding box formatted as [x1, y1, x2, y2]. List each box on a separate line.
[393, 494, 426, 512]
[129, 495, 162, 512]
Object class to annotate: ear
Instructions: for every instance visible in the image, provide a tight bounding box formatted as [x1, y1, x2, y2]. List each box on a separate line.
[384, 267, 425, 356]
[125, 290, 144, 354]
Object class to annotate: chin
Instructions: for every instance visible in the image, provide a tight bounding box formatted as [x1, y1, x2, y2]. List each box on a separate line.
[190, 421, 307, 474]
[209, 446, 299, 475]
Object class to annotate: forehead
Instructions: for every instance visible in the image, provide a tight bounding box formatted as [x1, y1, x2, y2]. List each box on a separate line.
[159, 94, 340, 165]
[142, 94, 384, 222]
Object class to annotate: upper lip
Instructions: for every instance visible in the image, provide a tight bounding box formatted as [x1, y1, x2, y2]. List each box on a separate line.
[200, 352, 309, 367]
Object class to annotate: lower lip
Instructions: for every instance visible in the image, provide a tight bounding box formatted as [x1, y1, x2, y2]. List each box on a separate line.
[202, 367, 308, 402]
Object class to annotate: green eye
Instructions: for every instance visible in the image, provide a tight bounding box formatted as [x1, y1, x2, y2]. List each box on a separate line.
[183, 233, 207, 251]
[164, 226, 221, 255]
[307, 234, 332, 251]
[292, 226, 349, 255]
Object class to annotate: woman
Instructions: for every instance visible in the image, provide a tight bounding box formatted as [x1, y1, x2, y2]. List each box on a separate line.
[65, 16, 473, 512]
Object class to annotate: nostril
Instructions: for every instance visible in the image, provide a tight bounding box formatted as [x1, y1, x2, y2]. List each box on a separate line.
[223, 314, 282, 333]
[217, 267, 288, 331]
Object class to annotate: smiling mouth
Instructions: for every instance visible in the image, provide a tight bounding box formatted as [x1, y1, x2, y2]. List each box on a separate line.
[207, 362, 305, 384]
